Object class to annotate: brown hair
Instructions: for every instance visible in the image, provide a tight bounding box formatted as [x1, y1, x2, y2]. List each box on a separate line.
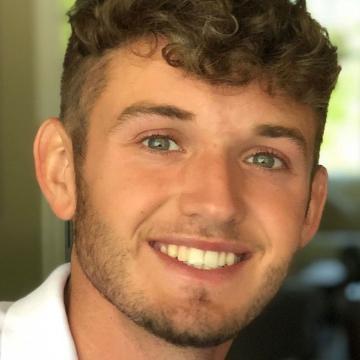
[60, 0, 340, 164]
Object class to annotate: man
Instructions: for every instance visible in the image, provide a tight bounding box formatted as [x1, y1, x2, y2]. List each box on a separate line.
[0, 0, 340, 359]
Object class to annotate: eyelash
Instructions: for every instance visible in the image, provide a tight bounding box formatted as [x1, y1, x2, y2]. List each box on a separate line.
[138, 132, 182, 154]
[245, 149, 289, 171]
[137, 133, 289, 169]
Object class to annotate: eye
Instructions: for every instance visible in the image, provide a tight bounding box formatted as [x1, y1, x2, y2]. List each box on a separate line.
[246, 152, 285, 169]
[142, 135, 180, 152]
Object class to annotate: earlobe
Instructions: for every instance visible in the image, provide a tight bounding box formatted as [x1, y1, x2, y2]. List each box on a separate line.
[300, 165, 328, 247]
[33, 118, 76, 220]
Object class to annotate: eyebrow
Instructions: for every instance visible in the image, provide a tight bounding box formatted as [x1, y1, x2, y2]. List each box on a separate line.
[112, 102, 308, 154]
[255, 124, 307, 155]
[114, 101, 195, 128]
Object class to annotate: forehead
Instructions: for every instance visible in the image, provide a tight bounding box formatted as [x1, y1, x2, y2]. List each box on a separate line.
[91, 43, 316, 150]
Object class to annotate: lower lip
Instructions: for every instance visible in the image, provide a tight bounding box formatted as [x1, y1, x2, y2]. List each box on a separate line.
[149, 243, 250, 283]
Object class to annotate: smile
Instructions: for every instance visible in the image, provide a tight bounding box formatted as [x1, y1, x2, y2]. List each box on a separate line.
[151, 241, 250, 271]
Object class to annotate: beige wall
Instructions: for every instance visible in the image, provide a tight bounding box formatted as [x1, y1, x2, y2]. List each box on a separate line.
[0, 0, 41, 299]
[0, 0, 65, 299]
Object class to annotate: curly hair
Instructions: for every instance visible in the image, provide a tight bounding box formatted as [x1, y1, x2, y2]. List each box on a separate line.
[60, 0, 340, 164]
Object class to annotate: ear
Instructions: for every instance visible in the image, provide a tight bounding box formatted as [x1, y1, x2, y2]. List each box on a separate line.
[300, 165, 328, 247]
[33, 118, 76, 220]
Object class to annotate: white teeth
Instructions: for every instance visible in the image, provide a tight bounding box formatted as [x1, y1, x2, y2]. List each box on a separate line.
[193, 264, 204, 269]
[168, 244, 178, 258]
[203, 250, 219, 269]
[218, 252, 226, 267]
[226, 252, 236, 266]
[156, 243, 245, 270]
[178, 246, 188, 262]
[187, 248, 205, 267]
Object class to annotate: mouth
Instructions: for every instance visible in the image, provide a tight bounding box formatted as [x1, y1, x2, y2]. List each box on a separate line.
[149, 240, 251, 271]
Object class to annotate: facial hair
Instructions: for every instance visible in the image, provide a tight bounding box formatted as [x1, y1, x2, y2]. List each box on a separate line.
[73, 173, 290, 348]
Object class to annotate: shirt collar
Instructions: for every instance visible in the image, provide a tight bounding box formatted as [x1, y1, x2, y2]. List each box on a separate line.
[1, 263, 78, 359]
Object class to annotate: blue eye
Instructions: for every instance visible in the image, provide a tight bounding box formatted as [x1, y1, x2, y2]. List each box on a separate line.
[246, 152, 284, 169]
[142, 135, 180, 151]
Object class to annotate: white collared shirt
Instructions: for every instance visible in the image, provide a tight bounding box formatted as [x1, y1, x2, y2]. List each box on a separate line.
[0, 264, 78, 359]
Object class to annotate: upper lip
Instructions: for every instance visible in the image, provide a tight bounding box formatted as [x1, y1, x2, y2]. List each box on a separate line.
[148, 235, 253, 256]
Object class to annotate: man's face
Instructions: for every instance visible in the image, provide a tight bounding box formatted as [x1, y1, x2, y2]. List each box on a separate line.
[73, 45, 322, 347]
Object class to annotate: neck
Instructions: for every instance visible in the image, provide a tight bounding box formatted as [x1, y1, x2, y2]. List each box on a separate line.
[65, 253, 232, 360]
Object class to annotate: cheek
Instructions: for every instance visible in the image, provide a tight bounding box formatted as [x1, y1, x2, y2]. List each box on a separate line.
[84, 151, 178, 229]
[245, 178, 309, 254]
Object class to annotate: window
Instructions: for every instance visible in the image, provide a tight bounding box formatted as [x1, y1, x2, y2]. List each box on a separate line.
[308, 0, 360, 177]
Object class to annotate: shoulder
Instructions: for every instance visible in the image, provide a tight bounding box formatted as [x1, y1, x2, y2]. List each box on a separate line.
[0, 301, 13, 357]
[0, 301, 13, 322]
[0, 301, 13, 321]
[0, 264, 77, 359]
[0, 301, 13, 352]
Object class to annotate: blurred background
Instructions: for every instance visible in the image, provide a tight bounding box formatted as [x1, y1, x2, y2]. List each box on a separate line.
[0, 0, 359, 359]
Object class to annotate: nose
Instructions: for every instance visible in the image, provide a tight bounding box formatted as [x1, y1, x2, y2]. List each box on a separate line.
[178, 151, 244, 224]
